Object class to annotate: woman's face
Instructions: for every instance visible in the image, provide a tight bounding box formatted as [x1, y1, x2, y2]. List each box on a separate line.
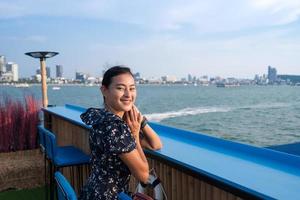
[101, 73, 136, 116]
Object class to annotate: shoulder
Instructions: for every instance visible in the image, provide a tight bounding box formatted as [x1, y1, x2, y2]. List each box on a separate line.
[81, 107, 123, 126]
[80, 107, 104, 125]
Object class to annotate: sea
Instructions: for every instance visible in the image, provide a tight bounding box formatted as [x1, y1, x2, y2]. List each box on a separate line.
[1, 84, 300, 147]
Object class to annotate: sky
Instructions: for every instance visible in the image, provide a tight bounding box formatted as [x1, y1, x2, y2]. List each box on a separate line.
[1, 0, 300, 79]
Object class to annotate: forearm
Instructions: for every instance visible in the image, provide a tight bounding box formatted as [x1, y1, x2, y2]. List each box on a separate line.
[141, 125, 163, 150]
[119, 138, 149, 183]
[134, 135, 149, 183]
[135, 135, 149, 164]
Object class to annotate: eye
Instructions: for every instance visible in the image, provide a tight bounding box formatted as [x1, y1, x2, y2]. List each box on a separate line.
[116, 87, 125, 91]
[130, 87, 136, 91]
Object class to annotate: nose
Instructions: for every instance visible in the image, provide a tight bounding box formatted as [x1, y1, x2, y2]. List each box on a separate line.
[124, 88, 130, 97]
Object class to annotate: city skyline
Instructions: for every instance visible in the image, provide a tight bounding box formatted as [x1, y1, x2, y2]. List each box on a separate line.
[2, 55, 300, 85]
[0, 54, 297, 81]
[1, 0, 300, 79]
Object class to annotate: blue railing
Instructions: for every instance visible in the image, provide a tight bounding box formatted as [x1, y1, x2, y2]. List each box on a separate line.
[43, 104, 300, 200]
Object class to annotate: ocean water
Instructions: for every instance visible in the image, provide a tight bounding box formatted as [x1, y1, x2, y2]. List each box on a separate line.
[1, 84, 300, 147]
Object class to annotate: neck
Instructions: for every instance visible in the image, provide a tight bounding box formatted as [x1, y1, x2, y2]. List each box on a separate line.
[105, 104, 124, 118]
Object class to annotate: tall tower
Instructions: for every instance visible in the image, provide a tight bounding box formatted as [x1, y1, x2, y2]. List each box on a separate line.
[56, 65, 63, 78]
[0, 55, 6, 75]
[6, 62, 19, 81]
[46, 67, 51, 78]
[267, 66, 277, 84]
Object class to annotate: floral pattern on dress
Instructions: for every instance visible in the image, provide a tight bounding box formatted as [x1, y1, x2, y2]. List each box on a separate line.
[78, 108, 136, 200]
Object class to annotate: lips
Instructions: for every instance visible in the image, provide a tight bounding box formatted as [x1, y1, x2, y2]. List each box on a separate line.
[121, 99, 132, 104]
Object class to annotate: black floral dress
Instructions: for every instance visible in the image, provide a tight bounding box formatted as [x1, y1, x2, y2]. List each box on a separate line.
[79, 108, 136, 200]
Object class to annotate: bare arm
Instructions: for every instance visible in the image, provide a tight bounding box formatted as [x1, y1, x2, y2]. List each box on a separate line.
[119, 140, 149, 183]
[140, 123, 163, 150]
[120, 107, 149, 183]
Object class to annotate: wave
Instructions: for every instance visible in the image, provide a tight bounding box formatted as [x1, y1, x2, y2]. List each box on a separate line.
[144, 102, 293, 122]
[145, 106, 231, 122]
[238, 102, 291, 110]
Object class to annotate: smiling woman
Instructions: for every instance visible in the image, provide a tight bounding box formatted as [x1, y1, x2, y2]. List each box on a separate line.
[100, 69, 137, 117]
[78, 66, 162, 200]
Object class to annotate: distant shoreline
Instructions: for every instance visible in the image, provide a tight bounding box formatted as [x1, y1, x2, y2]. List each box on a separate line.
[1, 82, 300, 87]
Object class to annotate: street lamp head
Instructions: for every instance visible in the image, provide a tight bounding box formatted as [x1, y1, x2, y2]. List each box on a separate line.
[24, 51, 59, 108]
[25, 51, 59, 60]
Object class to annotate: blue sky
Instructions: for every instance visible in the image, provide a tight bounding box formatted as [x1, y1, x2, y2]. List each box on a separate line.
[1, 0, 300, 79]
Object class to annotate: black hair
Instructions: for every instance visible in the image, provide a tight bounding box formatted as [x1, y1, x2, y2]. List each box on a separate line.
[102, 65, 133, 87]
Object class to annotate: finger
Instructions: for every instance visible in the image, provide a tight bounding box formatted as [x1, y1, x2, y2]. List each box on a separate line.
[134, 105, 143, 117]
[124, 112, 129, 123]
[132, 106, 138, 121]
[133, 105, 140, 114]
[138, 112, 143, 123]
[133, 106, 140, 122]
[129, 108, 134, 122]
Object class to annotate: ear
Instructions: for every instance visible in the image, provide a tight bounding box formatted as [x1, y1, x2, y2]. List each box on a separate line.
[100, 86, 107, 97]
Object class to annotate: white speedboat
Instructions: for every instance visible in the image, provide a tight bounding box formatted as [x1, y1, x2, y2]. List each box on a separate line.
[14, 83, 30, 88]
[52, 86, 61, 90]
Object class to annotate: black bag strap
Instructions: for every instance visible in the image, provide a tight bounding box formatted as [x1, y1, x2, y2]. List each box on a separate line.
[151, 177, 161, 188]
[140, 177, 161, 189]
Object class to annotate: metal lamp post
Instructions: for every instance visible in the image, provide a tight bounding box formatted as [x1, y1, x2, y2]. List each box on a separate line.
[25, 51, 59, 107]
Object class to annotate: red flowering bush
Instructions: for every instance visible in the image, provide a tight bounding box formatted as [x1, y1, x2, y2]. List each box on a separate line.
[0, 95, 41, 153]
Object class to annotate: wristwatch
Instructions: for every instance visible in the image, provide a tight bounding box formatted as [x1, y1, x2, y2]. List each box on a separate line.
[141, 116, 148, 129]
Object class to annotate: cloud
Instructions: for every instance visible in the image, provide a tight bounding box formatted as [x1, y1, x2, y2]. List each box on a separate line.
[2, 0, 300, 79]
[251, 0, 300, 25]
[1, 0, 300, 33]
[0, 1, 27, 18]
[24, 35, 47, 43]
[81, 23, 300, 78]
[2, 35, 47, 43]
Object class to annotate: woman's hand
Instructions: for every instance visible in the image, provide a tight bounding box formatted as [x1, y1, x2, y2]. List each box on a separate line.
[124, 105, 163, 150]
[124, 105, 143, 140]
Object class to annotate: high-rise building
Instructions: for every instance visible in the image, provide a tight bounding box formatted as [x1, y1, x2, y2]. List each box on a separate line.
[133, 72, 141, 81]
[188, 74, 192, 82]
[162, 75, 177, 82]
[267, 66, 277, 84]
[0, 55, 6, 75]
[56, 65, 63, 78]
[6, 62, 18, 82]
[46, 67, 51, 78]
[36, 67, 51, 77]
[277, 75, 300, 84]
[76, 72, 87, 82]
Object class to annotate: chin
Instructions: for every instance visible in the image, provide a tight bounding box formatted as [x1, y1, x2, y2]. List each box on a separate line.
[123, 106, 132, 112]
[122, 104, 133, 111]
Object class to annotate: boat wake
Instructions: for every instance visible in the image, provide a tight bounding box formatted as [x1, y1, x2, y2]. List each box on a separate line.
[238, 102, 291, 110]
[145, 102, 292, 122]
[145, 106, 231, 122]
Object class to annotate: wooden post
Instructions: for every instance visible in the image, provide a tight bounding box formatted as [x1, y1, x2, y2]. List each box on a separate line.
[40, 58, 48, 108]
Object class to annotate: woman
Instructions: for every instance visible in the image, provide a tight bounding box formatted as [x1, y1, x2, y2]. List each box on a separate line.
[79, 66, 162, 200]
